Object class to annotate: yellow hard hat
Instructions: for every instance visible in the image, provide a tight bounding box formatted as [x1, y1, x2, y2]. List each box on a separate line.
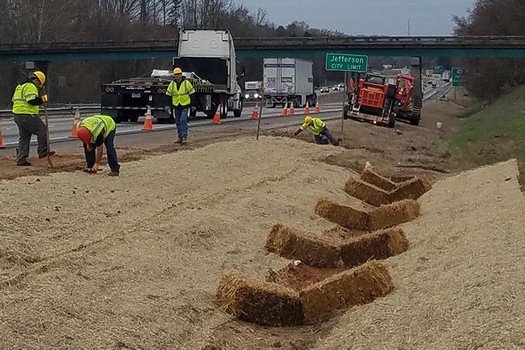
[173, 67, 182, 75]
[31, 71, 46, 85]
[304, 116, 313, 125]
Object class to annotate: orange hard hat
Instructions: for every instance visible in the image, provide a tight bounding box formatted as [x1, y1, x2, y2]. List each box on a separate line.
[77, 126, 91, 144]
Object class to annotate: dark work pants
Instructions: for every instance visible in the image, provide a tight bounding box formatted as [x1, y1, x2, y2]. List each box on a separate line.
[13, 114, 48, 163]
[314, 127, 338, 145]
[83, 130, 120, 172]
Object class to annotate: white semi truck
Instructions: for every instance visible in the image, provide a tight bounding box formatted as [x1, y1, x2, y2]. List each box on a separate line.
[263, 58, 315, 108]
[100, 29, 244, 123]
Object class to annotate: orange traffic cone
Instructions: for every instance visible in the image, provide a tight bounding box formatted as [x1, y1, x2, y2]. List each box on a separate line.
[0, 127, 5, 149]
[142, 106, 153, 131]
[289, 102, 295, 116]
[304, 101, 310, 114]
[69, 108, 81, 138]
[251, 103, 259, 120]
[212, 105, 221, 124]
[315, 101, 320, 113]
[281, 103, 288, 117]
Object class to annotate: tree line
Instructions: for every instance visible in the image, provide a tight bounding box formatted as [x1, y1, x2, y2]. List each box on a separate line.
[0, 0, 351, 106]
[454, 0, 525, 101]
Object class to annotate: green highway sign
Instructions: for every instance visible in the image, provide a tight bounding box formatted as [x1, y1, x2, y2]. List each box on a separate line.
[432, 65, 444, 74]
[325, 53, 368, 72]
[451, 67, 465, 87]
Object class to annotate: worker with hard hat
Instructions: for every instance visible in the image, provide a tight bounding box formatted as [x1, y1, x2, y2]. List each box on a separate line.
[294, 116, 340, 146]
[11, 70, 55, 166]
[77, 114, 120, 176]
[166, 67, 195, 144]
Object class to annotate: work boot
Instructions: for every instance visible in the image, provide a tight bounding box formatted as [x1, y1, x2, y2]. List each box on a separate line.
[39, 151, 56, 159]
[181, 138, 187, 145]
[16, 160, 31, 166]
[174, 138, 183, 144]
[108, 171, 119, 177]
[83, 168, 97, 174]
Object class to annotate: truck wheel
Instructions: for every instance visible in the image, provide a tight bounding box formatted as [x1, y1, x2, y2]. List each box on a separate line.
[190, 109, 197, 118]
[234, 100, 243, 117]
[410, 118, 420, 126]
[167, 114, 176, 124]
[129, 115, 139, 123]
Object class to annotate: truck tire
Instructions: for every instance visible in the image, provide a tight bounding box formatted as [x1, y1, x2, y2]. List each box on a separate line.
[167, 114, 176, 124]
[387, 114, 396, 128]
[410, 117, 421, 126]
[190, 109, 197, 118]
[234, 100, 243, 118]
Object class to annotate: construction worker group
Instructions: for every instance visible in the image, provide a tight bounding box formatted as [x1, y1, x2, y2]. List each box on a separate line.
[7, 67, 338, 175]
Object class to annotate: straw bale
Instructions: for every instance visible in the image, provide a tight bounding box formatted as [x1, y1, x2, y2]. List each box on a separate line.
[390, 177, 430, 202]
[360, 169, 398, 191]
[339, 228, 409, 267]
[315, 197, 369, 230]
[368, 199, 420, 230]
[265, 224, 341, 268]
[299, 261, 394, 323]
[217, 272, 305, 326]
[344, 177, 391, 206]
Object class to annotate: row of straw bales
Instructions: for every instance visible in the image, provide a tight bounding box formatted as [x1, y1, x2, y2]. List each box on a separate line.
[344, 169, 431, 206]
[265, 223, 409, 268]
[216, 261, 393, 326]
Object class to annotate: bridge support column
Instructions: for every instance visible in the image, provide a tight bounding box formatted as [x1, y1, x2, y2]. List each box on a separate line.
[410, 56, 423, 120]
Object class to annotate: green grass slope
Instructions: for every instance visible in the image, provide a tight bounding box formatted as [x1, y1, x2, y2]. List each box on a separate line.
[446, 86, 525, 187]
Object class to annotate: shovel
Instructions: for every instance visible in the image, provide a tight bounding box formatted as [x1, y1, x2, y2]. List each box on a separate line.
[42, 87, 54, 169]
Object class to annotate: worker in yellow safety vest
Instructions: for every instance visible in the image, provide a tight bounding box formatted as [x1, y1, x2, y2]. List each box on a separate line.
[294, 116, 340, 146]
[166, 67, 195, 144]
[77, 115, 120, 176]
[11, 71, 55, 166]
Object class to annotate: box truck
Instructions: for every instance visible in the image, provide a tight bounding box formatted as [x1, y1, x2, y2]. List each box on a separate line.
[263, 58, 315, 108]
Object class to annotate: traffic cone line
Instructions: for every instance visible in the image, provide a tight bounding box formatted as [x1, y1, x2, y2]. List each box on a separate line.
[251, 103, 259, 120]
[304, 101, 310, 114]
[289, 102, 295, 116]
[212, 105, 221, 124]
[315, 101, 320, 113]
[281, 103, 288, 117]
[69, 108, 81, 138]
[0, 127, 5, 149]
[142, 106, 154, 131]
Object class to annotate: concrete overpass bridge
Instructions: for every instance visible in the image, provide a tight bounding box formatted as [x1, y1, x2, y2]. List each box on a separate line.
[1, 36, 525, 61]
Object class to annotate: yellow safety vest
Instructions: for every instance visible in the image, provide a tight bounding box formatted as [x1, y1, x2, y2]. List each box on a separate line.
[77, 115, 116, 143]
[300, 118, 326, 135]
[166, 79, 195, 107]
[11, 82, 40, 115]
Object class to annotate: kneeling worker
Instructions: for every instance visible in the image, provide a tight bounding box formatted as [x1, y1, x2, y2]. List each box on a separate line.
[77, 114, 120, 176]
[294, 116, 339, 146]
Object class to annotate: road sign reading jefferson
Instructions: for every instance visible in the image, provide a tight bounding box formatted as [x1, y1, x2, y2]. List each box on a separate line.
[325, 53, 368, 72]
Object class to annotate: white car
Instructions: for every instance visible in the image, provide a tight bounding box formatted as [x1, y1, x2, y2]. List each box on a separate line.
[320, 86, 330, 93]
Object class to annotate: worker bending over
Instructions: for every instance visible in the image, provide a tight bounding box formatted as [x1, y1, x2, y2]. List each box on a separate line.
[294, 116, 339, 146]
[77, 114, 120, 176]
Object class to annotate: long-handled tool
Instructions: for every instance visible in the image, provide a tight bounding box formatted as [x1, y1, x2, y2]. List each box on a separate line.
[42, 87, 54, 168]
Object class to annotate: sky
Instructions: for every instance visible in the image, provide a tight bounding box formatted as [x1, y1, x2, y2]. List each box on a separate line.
[234, 0, 477, 36]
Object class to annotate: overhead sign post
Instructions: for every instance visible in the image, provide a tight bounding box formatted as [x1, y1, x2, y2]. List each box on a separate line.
[325, 53, 369, 134]
[451, 67, 466, 100]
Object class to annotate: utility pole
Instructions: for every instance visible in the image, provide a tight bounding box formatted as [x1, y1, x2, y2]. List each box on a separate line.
[408, 18, 411, 36]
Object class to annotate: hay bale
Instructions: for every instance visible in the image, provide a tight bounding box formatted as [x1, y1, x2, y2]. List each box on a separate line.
[360, 169, 398, 191]
[390, 177, 430, 202]
[265, 224, 341, 268]
[217, 272, 305, 326]
[344, 177, 391, 206]
[368, 199, 420, 230]
[300, 261, 394, 323]
[340, 228, 409, 267]
[315, 197, 369, 230]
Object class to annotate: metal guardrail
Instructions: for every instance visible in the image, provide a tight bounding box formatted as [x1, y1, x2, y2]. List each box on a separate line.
[0, 104, 101, 118]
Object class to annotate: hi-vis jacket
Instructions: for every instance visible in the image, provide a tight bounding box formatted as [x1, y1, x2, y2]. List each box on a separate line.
[11, 82, 40, 115]
[300, 118, 326, 135]
[77, 115, 116, 144]
[166, 78, 195, 107]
